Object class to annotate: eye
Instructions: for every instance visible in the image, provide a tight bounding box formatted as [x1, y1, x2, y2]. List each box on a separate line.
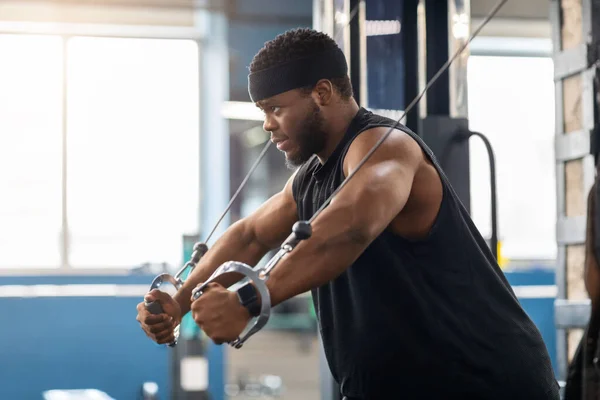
[270, 106, 281, 113]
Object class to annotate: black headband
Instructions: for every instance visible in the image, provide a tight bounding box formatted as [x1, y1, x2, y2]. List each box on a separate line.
[248, 47, 348, 103]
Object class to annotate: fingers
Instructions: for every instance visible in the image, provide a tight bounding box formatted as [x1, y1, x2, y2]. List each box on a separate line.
[190, 282, 222, 301]
[147, 316, 174, 334]
[145, 289, 170, 304]
[135, 302, 168, 324]
[155, 325, 175, 342]
[140, 321, 175, 344]
[136, 301, 150, 315]
[190, 282, 228, 326]
[136, 300, 177, 344]
[143, 314, 170, 325]
[156, 332, 176, 345]
[202, 282, 222, 292]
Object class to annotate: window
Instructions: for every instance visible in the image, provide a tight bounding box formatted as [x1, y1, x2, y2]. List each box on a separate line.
[0, 35, 63, 268]
[66, 37, 200, 268]
[467, 55, 556, 261]
[0, 35, 200, 269]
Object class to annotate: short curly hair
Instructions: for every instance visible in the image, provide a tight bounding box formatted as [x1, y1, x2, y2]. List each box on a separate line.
[249, 28, 353, 100]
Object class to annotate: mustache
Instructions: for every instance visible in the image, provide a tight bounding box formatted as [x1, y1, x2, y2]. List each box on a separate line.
[270, 134, 288, 143]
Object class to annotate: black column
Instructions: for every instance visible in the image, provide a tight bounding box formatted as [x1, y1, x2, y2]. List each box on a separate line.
[424, 0, 450, 116]
[349, 0, 363, 105]
[402, 0, 420, 133]
[418, 0, 471, 213]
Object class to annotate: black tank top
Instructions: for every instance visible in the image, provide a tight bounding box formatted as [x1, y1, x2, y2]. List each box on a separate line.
[292, 108, 559, 399]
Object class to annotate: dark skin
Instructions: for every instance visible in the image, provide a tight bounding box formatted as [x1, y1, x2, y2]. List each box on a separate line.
[136, 78, 443, 344]
[585, 182, 600, 310]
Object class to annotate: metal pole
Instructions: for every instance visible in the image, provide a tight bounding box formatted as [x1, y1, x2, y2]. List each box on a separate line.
[314, 3, 342, 397]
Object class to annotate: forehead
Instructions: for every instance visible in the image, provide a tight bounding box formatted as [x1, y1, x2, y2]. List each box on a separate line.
[255, 89, 306, 108]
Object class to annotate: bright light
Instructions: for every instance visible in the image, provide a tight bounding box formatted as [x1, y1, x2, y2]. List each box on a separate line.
[452, 13, 469, 39]
[0, 34, 63, 268]
[365, 20, 401, 36]
[222, 101, 264, 121]
[335, 11, 349, 25]
[0, 34, 201, 269]
[468, 56, 556, 260]
[66, 37, 200, 268]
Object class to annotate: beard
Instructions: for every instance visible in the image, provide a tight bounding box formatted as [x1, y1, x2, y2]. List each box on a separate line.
[285, 101, 328, 169]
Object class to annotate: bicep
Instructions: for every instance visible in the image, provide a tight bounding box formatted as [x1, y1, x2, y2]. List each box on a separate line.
[246, 173, 299, 250]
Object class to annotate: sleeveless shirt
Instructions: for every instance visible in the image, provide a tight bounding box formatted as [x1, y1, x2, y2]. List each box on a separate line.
[291, 108, 559, 399]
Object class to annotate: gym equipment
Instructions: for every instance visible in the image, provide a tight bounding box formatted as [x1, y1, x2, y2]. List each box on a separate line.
[144, 242, 208, 346]
[144, 141, 272, 346]
[421, 117, 499, 260]
[225, 373, 284, 398]
[191, 0, 507, 351]
[146, 0, 355, 338]
[145, 0, 506, 354]
[191, 221, 312, 348]
[141, 382, 159, 400]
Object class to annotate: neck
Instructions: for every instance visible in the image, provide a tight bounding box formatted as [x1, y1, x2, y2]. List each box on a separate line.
[316, 99, 361, 164]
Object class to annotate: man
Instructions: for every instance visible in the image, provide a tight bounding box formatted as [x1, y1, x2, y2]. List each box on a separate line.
[137, 28, 558, 399]
[565, 174, 600, 399]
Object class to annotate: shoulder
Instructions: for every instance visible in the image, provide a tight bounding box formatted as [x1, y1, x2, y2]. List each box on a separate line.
[342, 126, 424, 176]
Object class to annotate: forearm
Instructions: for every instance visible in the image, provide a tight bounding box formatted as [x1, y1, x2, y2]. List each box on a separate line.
[265, 209, 370, 307]
[174, 219, 272, 316]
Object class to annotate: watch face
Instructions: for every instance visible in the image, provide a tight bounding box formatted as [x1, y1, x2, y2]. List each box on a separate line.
[237, 284, 261, 317]
[238, 284, 258, 304]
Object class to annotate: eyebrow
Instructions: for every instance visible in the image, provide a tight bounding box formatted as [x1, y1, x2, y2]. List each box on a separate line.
[255, 100, 271, 109]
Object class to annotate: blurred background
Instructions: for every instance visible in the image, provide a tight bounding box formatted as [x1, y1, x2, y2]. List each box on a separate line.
[0, 0, 595, 399]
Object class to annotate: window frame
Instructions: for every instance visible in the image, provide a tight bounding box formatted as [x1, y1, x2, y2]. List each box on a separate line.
[0, 23, 204, 275]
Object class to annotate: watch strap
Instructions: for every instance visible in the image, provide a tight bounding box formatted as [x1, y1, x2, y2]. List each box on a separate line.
[237, 283, 261, 317]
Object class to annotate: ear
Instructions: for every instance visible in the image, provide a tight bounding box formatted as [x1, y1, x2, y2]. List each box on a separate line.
[312, 79, 334, 106]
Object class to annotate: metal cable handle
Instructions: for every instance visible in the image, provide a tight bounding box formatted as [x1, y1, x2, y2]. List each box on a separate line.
[143, 142, 272, 347]
[143, 242, 208, 346]
[191, 221, 312, 349]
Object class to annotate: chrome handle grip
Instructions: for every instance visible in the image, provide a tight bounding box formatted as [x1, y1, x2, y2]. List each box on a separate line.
[190, 221, 312, 349]
[144, 299, 179, 347]
[191, 261, 271, 349]
[144, 273, 184, 347]
[144, 242, 209, 347]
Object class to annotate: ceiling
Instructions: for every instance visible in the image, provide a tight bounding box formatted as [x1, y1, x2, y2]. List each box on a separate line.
[2, 0, 553, 20]
[0, 0, 552, 37]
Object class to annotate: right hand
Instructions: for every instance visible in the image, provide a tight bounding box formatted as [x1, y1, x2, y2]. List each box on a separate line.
[136, 289, 182, 344]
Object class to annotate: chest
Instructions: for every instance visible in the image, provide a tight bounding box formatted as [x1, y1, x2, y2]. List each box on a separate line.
[296, 169, 343, 221]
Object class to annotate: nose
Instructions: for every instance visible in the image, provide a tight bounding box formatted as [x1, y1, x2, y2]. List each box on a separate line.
[263, 114, 278, 133]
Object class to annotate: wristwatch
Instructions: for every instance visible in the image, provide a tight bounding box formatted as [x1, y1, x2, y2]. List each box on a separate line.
[236, 283, 261, 317]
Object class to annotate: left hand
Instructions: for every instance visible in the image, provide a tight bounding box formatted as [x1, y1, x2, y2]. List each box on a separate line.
[190, 282, 251, 344]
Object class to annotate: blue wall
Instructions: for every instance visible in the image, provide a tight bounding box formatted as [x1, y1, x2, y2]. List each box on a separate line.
[0, 268, 559, 399]
[504, 268, 558, 376]
[0, 275, 170, 400]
